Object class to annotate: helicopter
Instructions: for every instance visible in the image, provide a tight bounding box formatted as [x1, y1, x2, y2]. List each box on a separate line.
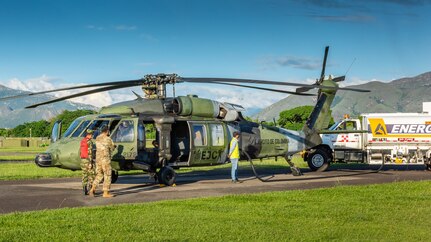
[1, 46, 369, 185]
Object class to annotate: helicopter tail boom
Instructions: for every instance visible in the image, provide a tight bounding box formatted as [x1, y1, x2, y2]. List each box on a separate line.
[301, 78, 338, 149]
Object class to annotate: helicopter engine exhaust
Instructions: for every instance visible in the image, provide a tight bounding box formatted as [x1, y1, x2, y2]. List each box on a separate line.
[173, 95, 220, 118]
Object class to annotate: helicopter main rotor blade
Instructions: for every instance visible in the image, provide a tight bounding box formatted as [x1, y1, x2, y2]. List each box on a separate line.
[182, 77, 327, 88]
[0, 79, 144, 101]
[24, 84, 136, 109]
[182, 77, 369, 92]
[333, 76, 345, 82]
[211, 82, 316, 96]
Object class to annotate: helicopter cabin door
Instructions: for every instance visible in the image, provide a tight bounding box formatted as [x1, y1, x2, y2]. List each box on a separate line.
[188, 121, 227, 166]
[111, 118, 139, 161]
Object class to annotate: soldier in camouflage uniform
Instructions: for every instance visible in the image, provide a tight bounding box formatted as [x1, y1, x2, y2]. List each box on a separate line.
[80, 129, 95, 195]
[89, 125, 116, 198]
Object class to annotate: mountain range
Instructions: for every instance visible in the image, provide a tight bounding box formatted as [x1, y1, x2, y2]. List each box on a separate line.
[0, 85, 98, 128]
[254, 71, 431, 121]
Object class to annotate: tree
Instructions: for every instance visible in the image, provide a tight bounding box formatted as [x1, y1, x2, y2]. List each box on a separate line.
[11, 120, 51, 137]
[278, 105, 334, 131]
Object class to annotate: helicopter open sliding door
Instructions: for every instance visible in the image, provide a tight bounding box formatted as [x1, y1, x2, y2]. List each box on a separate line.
[188, 121, 227, 166]
[111, 118, 139, 161]
[169, 121, 191, 166]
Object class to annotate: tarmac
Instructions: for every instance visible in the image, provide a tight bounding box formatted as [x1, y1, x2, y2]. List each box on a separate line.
[1, 165, 431, 214]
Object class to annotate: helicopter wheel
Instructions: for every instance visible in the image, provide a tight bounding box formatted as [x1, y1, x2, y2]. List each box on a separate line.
[307, 149, 330, 172]
[158, 166, 176, 186]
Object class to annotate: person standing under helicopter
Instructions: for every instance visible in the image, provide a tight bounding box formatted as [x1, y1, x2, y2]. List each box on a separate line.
[228, 131, 241, 183]
[89, 125, 116, 198]
[80, 129, 95, 195]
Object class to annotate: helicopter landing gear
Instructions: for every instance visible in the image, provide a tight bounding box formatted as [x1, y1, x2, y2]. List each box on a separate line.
[157, 166, 176, 186]
[284, 155, 303, 176]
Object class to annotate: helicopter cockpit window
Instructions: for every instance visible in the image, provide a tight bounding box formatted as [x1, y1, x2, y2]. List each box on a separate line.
[210, 124, 224, 146]
[112, 120, 135, 142]
[192, 124, 207, 146]
[62, 118, 83, 138]
[71, 120, 91, 137]
[86, 120, 110, 138]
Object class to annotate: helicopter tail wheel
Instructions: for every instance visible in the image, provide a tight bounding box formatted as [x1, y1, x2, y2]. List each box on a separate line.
[158, 166, 176, 186]
[111, 170, 119, 183]
[307, 149, 330, 172]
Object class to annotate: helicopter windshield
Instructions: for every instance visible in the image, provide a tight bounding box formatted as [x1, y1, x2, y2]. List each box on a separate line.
[87, 120, 110, 138]
[71, 120, 91, 137]
[62, 118, 84, 138]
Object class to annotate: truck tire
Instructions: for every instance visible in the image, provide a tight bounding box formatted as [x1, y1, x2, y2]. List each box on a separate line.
[307, 149, 330, 172]
[158, 166, 176, 186]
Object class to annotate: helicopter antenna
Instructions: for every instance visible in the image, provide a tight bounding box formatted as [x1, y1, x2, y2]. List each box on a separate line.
[344, 58, 356, 76]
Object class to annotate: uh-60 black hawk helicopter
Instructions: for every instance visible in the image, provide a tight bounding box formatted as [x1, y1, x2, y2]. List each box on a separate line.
[2, 46, 369, 185]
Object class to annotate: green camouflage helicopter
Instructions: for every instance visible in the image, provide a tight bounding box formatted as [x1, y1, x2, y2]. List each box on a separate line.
[1, 46, 369, 185]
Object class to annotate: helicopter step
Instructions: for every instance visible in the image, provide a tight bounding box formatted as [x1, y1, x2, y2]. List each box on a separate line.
[132, 161, 151, 171]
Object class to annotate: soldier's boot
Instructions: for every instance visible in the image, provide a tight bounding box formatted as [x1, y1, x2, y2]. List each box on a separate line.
[103, 191, 114, 198]
[88, 186, 96, 197]
[83, 185, 88, 195]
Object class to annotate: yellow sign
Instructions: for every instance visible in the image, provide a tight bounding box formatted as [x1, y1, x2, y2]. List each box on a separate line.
[368, 118, 388, 137]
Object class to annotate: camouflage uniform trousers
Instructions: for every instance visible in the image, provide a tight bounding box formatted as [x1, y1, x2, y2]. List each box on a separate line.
[81, 158, 95, 188]
[92, 157, 112, 192]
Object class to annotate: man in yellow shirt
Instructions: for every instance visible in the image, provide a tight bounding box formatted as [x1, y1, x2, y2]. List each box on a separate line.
[228, 131, 240, 183]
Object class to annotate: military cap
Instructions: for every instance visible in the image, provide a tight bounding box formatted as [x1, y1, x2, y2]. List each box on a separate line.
[86, 129, 94, 134]
[100, 125, 109, 133]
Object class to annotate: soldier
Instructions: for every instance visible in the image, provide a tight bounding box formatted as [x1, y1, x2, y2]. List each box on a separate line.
[80, 129, 95, 195]
[89, 125, 116, 198]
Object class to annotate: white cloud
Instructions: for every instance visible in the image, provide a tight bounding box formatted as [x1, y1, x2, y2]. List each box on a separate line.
[85, 25, 105, 31]
[1, 76, 119, 108]
[114, 25, 137, 31]
[139, 33, 158, 42]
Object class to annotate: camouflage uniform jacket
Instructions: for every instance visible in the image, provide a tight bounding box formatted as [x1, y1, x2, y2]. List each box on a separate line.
[95, 133, 115, 161]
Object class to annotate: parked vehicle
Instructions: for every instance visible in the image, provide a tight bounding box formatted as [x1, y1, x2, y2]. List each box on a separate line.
[304, 112, 431, 171]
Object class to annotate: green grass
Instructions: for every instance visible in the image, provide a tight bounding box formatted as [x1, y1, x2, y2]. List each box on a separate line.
[0, 180, 430, 241]
[0, 155, 36, 161]
[0, 147, 46, 161]
[0, 147, 47, 153]
[0, 156, 306, 181]
[0, 162, 83, 180]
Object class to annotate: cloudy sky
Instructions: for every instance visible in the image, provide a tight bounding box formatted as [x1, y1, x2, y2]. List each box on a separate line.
[0, 0, 430, 109]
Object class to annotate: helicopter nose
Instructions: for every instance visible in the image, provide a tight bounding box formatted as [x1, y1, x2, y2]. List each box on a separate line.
[35, 153, 53, 167]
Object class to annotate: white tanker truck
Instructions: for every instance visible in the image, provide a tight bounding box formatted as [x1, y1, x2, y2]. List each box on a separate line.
[305, 106, 431, 171]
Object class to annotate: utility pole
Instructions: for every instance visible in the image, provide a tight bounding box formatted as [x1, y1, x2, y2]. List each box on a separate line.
[29, 128, 32, 138]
